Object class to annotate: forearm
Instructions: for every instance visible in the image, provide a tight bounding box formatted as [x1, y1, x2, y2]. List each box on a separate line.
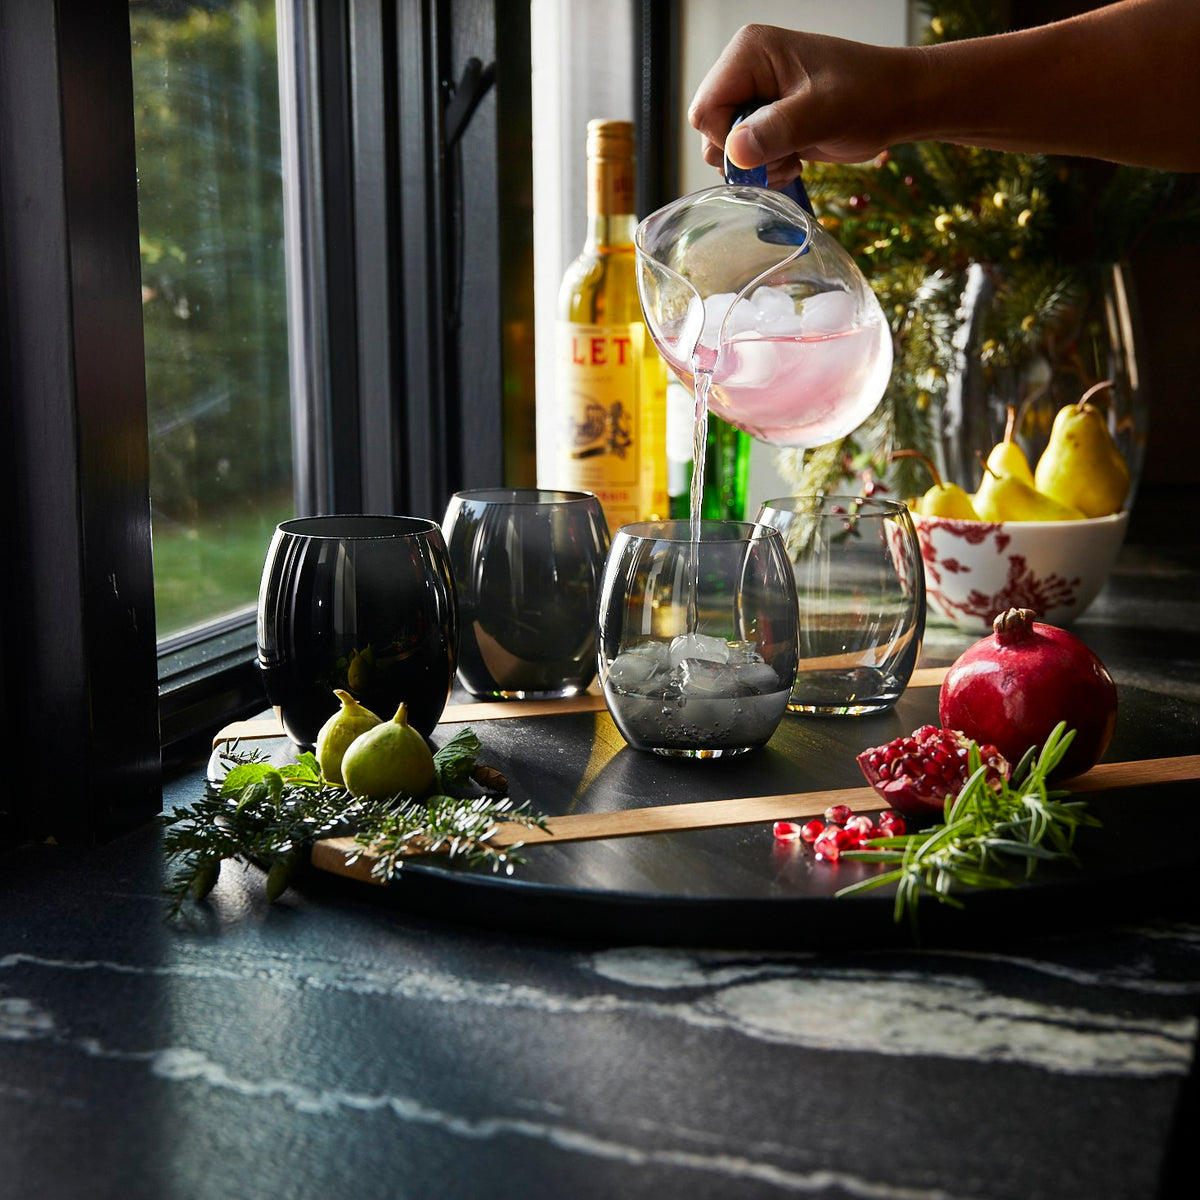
[900, 0, 1200, 170]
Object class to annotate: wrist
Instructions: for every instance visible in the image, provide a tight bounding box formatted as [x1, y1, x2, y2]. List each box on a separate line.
[882, 44, 939, 148]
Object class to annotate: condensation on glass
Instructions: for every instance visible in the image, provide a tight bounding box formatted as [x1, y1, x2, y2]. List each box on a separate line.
[130, 0, 293, 640]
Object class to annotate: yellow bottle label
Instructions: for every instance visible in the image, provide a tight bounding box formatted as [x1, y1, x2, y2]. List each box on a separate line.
[554, 320, 664, 531]
[641, 333, 669, 521]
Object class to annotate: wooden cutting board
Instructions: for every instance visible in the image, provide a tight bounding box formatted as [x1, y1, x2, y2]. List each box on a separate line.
[308, 753, 1200, 887]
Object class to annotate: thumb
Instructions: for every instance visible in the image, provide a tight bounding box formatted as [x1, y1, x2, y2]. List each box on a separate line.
[726, 99, 810, 169]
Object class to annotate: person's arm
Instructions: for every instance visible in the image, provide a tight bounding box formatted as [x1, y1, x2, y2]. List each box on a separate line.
[689, 0, 1200, 177]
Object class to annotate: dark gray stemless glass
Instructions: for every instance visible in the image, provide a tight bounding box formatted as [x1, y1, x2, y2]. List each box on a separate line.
[256, 515, 458, 747]
[441, 489, 610, 700]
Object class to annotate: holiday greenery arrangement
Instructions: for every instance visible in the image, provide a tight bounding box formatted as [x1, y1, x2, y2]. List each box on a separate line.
[778, 0, 1200, 504]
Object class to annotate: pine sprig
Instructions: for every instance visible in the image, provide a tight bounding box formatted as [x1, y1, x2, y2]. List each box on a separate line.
[837, 722, 1101, 932]
[348, 793, 548, 883]
[161, 727, 545, 914]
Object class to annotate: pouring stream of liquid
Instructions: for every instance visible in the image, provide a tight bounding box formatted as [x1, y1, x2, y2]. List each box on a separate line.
[687, 365, 715, 635]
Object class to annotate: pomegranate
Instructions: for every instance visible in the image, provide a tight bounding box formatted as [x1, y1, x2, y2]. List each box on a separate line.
[856, 724, 1010, 818]
[939, 607, 1117, 780]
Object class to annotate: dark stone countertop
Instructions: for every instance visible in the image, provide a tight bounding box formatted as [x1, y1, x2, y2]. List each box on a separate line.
[3, 486, 1199, 1200]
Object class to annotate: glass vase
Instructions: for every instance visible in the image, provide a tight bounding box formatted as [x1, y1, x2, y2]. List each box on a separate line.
[935, 260, 1147, 506]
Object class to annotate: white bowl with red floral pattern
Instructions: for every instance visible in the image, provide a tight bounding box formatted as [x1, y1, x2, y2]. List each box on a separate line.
[911, 510, 1129, 631]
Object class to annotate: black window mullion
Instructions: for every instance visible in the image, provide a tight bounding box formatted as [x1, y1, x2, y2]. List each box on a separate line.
[394, 0, 452, 519]
[636, 0, 680, 217]
[350, 0, 405, 514]
[446, 0, 535, 495]
[0, 0, 160, 844]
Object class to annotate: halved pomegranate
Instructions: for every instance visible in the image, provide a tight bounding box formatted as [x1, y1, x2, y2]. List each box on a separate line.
[856, 724, 1010, 818]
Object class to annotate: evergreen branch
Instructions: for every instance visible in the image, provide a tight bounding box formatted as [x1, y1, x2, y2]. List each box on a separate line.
[348, 794, 549, 882]
[161, 728, 541, 915]
[774, 438, 856, 501]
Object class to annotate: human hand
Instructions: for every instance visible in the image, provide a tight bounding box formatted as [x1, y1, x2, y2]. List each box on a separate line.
[688, 24, 911, 185]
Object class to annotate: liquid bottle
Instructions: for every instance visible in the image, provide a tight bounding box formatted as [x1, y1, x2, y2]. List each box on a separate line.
[548, 119, 667, 530]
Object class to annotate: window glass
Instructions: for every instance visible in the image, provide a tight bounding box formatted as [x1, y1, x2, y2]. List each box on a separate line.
[130, 0, 293, 641]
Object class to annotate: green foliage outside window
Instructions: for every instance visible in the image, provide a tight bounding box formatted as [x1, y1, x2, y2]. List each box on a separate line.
[131, 0, 293, 635]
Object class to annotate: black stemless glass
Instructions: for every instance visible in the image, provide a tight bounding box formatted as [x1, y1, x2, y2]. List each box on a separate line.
[256, 515, 458, 747]
[441, 488, 610, 699]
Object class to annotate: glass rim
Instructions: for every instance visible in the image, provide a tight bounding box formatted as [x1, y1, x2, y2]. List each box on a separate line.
[757, 495, 911, 519]
[276, 514, 441, 540]
[614, 519, 782, 544]
[447, 487, 600, 507]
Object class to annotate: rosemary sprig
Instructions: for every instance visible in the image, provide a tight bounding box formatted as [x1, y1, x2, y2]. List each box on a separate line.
[161, 726, 547, 915]
[837, 722, 1101, 931]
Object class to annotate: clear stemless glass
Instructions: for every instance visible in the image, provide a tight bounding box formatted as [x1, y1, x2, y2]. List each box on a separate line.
[256, 515, 459, 747]
[755, 496, 925, 716]
[597, 520, 799, 757]
[441, 488, 610, 700]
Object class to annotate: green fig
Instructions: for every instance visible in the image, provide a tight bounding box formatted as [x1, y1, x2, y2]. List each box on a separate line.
[340, 701, 436, 801]
[892, 449, 979, 519]
[315, 689, 383, 786]
[1033, 380, 1130, 518]
[984, 405, 1034, 486]
[974, 462, 1086, 522]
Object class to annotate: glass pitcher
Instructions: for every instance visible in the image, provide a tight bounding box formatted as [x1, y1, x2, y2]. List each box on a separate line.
[635, 183, 892, 448]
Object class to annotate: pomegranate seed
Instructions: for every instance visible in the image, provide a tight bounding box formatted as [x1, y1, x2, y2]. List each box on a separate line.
[800, 819, 825, 843]
[813, 833, 842, 861]
[878, 810, 906, 836]
[773, 820, 802, 842]
[844, 814, 876, 844]
[824, 804, 853, 826]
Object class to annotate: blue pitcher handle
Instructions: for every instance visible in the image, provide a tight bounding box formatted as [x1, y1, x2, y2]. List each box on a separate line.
[723, 109, 814, 216]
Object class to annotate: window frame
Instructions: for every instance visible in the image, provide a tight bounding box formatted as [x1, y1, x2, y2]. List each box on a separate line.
[0, 0, 536, 843]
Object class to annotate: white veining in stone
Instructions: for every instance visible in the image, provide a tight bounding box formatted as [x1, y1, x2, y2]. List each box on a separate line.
[0, 995, 57, 1041]
[590, 948, 1199, 1077]
[132, 1045, 960, 1200]
[6, 937, 1198, 1079]
[591, 936, 1200, 996]
[2, 1007, 965, 1199]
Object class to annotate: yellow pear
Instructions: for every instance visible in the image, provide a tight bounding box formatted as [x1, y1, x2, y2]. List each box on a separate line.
[984, 405, 1034, 486]
[974, 463, 1086, 522]
[1033, 380, 1130, 517]
[891, 449, 979, 519]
